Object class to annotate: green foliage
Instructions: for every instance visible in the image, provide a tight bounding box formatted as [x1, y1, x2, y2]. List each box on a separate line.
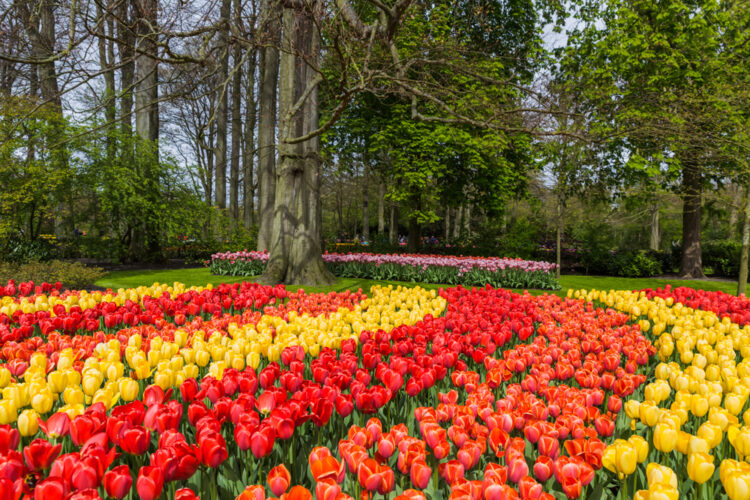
[609, 250, 663, 278]
[700, 241, 741, 278]
[1, 235, 59, 263]
[0, 260, 105, 290]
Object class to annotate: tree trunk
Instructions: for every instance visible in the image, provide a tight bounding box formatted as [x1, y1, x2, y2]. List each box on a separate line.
[453, 205, 463, 240]
[649, 201, 660, 251]
[229, 0, 243, 223]
[243, 49, 257, 229]
[377, 181, 385, 235]
[256, 0, 281, 251]
[556, 197, 563, 279]
[680, 160, 705, 278]
[257, 3, 334, 286]
[362, 163, 370, 242]
[214, 0, 230, 211]
[407, 193, 421, 252]
[738, 187, 750, 295]
[463, 203, 471, 239]
[444, 207, 451, 242]
[389, 204, 398, 244]
[729, 183, 740, 240]
[132, 0, 159, 261]
[97, 2, 117, 164]
[118, 1, 135, 157]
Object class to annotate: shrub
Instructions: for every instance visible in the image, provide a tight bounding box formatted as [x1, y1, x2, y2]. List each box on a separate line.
[0, 260, 105, 290]
[609, 250, 663, 278]
[1, 236, 58, 263]
[702, 240, 741, 277]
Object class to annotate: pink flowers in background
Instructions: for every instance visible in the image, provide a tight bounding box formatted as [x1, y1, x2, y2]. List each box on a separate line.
[211, 251, 557, 274]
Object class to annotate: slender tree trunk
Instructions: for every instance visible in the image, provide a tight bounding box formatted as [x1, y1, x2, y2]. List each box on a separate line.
[97, 2, 117, 164]
[362, 163, 370, 242]
[377, 181, 385, 235]
[453, 205, 463, 240]
[463, 203, 471, 239]
[243, 49, 257, 229]
[407, 192, 421, 252]
[256, 0, 281, 251]
[738, 187, 750, 295]
[389, 204, 398, 244]
[649, 201, 660, 251]
[258, 3, 334, 285]
[229, 0, 243, 224]
[444, 207, 450, 242]
[214, 0, 230, 211]
[729, 184, 740, 240]
[118, 1, 135, 157]
[556, 197, 563, 279]
[680, 160, 705, 278]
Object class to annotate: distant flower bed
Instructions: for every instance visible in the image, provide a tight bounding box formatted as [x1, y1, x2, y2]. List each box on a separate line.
[210, 251, 560, 290]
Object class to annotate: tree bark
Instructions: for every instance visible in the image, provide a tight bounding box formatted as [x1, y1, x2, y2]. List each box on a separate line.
[729, 183, 740, 240]
[649, 200, 660, 251]
[229, 0, 243, 223]
[132, 0, 159, 261]
[389, 204, 398, 244]
[407, 193, 421, 252]
[97, 2, 117, 164]
[463, 203, 471, 239]
[256, 0, 281, 251]
[556, 197, 563, 279]
[738, 187, 750, 296]
[362, 163, 370, 242]
[453, 205, 463, 240]
[118, 1, 135, 159]
[680, 160, 705, 278]
[377, 181, 385, 235]
[444, 207, 450, 242]
[258, 3, 335, 286]
[243, 48, 257, 229]
[214, 0, 230, 210]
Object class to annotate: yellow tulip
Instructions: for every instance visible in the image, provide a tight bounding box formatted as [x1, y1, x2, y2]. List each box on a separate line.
[646, 463, 678, 489]
[654, 423, 678, 453]
[119, 378, 139, 401]
[687, 452, 715, 484]
[17, 409, 39, 436]
[628, 435, 648, 463]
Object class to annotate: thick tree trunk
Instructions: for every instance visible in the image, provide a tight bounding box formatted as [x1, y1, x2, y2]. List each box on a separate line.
[649, 201, 660, 251]
[377, 181, 385, 235]
[680, 161, 704, 278]
[258, 3, 334, 286]
[132, 0, 159, 261]
[389, 204, 398, 244]
[214, 0, 230, 210]
[362, 164, 370, 242]
[738, 187, 750, 295]
[229, 0, 243, 223]
[243, 49, 257, 229]
[256, 0, 281, 251]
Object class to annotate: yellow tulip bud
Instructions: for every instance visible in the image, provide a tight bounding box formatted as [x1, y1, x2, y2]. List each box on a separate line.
[0, 400, 18, 424]
[63, 386, 84, 405]
[697, 422, 723, 449]
[691, 395, 709, 418]
[18, 409, 39, 437]
[654, 423, 678, 453]
[646, 463, 678, 489]
[31, 390, 54, 414]
[0, 367, 11, 388]
[246, 352, 261, 370]
[648, 485, 679, 500]
[688, 435, 710, 455]
[629, 435, 649, 463]
[616, 442, 638, 476]
[119, 378, 139, 402]
[687, 452, 715, 484]
[195, 350, 210, 367]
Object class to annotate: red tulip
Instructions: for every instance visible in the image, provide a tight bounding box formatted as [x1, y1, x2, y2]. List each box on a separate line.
[358, 458, 384, 492]
[237, 485, 265, 500]
[508, 459, 529, 484]
[310, 455, 344, 484]
[533, 456, 553, 483]
[394, 490, 426, 500]
[268, 464, 291, 497]
[175, 487, 200, 500]
[537, 435, 559, 459]
[410, 459, 431, 489]
[0, 426, 19, 454]
[103, 465, 133, 500]
[438, 460, 464, 485]
[23, 439, 61, 471]
[315, 478, 341, 500]
[198, 431, 228, 468]
[119, 425, 151, 455]
[280, 486, 312, 500]
[38, 413, 70, 439]
[33, 477, 66, 500]
[136, 466, 163, 500]
[250, 426, 275, 459]
[519, 476, 542, 500]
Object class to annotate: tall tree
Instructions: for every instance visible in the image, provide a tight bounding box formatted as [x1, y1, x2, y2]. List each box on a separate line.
[215, 0, 231, 210]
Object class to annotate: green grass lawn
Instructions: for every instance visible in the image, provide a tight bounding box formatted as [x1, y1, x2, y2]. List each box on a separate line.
[95, 267, 739, 296]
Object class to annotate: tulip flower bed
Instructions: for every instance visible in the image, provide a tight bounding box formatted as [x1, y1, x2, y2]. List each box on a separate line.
[1, 277, 750, 500]
[209, 251, 560, 290]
